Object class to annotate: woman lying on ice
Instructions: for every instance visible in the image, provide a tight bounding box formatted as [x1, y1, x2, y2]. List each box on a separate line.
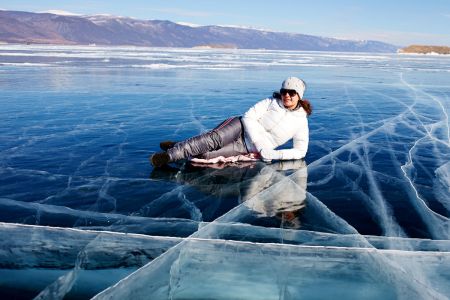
[150, 76, 312, 167]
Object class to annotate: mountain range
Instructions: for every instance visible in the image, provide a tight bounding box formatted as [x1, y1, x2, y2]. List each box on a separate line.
[0, 10, 398, 53]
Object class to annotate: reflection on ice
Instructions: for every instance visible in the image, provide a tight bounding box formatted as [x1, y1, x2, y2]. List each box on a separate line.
[242, 161, 307, 230]
[148, 161, 307, 224]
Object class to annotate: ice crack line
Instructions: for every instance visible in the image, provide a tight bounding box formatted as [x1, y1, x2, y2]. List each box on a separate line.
[308, 113, 402, 170]
[400, 73, 449, 145]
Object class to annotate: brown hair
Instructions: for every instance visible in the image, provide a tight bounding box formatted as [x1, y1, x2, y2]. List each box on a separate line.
[299, 99, 312, 116]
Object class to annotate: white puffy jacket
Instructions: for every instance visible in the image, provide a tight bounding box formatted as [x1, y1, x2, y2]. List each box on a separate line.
[242, 97, 309, 161]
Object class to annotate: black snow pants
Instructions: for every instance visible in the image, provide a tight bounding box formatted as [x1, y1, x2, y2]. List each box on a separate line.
[167, 117, 249, 161]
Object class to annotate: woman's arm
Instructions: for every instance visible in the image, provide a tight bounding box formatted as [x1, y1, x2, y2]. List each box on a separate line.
[242, 98, 272, 151]
[260, 118, 309, 161]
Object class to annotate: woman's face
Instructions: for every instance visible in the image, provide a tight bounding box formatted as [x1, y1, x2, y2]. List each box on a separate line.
[280, 89, 300, 110]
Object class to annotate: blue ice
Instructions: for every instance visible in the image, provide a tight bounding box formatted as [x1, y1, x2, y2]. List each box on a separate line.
[0, 45, 449, 299]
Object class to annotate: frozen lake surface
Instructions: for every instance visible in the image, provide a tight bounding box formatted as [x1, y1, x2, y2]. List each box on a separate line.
[0, 45, 449, 299]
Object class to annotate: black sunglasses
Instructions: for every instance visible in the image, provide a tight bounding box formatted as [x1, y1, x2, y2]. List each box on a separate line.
[280, 89, 297, 97]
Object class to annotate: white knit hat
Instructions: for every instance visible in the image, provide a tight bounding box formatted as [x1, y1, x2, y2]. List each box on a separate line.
[281, 77, 306, 99]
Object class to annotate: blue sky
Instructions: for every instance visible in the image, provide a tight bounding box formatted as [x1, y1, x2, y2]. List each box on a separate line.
[1, 0, 449, 46]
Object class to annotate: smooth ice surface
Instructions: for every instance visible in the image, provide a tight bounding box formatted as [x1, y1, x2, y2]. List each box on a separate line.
[0, 45, 449, 299]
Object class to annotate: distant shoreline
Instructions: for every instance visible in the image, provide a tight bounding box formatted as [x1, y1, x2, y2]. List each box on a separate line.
[398, 45, 450, 55]
[2, 43, 450, 57]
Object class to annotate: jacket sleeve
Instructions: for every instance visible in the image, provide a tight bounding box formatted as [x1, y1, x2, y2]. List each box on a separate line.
[242, 98, 272, 151]
[260, 117, 309, 161]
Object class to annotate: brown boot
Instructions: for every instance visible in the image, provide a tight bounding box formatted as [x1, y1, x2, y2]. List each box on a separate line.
[150, 152, 170, 167]
[159, 141, 177, 151]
